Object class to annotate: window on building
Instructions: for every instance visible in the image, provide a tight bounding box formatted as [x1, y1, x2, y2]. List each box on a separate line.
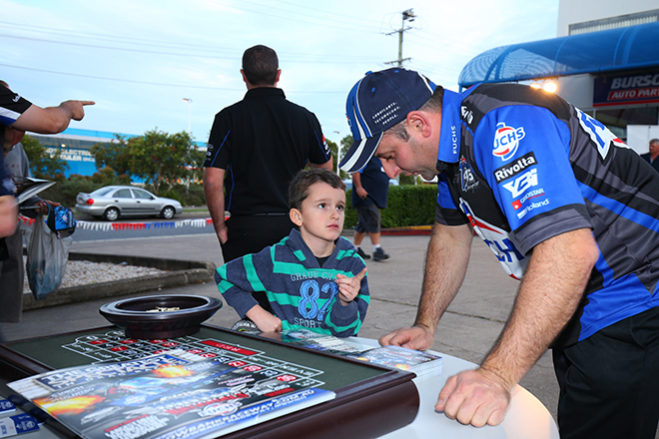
[569, 9, 659, 35]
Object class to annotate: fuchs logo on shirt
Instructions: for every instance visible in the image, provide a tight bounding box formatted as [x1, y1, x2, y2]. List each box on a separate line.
[459, 157, 479, 192]
[493, 152, 537, 183]
[493, 122, 526, 162]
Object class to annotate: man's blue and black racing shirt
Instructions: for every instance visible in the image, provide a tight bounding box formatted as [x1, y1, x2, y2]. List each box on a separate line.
[434, 83, 659, 347]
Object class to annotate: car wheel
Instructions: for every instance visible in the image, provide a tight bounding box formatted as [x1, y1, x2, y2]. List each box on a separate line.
[161, 206, 175, 219]
[104, 207, 120, 221]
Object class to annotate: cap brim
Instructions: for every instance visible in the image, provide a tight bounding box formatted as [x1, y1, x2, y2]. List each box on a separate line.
[339, 133, 382, 173]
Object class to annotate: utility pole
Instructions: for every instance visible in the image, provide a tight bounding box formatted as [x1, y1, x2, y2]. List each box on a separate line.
[385, 8, 415, 67]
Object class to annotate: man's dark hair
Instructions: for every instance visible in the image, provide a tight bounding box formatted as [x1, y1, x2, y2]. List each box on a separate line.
[242, 45, 279, 86]
[289, 168, 345, 210]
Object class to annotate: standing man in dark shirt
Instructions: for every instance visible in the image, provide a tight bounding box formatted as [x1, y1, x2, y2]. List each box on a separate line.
[203, 45, 332, 312]
[351, 155, 390, 261]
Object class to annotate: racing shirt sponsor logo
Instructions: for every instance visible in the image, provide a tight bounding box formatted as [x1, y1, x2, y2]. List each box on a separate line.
[576, 108, 628, 160]
[512, 188, 545, 210]
[458, 198, 527, 280]
[493, 122, 526, 161]
[493, 152, 537, 183]
[516, 198, 549, 219]
[460, 106, 474, 124]
[451, 125, 458, 155]
[459, 157, 479, 192]
[502, 168, 538, 198]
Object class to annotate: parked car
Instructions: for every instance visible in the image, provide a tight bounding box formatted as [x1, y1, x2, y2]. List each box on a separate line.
[75, 186, 183, 221]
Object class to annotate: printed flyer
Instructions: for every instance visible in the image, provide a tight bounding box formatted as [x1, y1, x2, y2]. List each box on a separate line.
[8, 350, 334, 439]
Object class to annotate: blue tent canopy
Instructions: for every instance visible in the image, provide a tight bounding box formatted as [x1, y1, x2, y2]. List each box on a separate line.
[458, 21, 659, 88]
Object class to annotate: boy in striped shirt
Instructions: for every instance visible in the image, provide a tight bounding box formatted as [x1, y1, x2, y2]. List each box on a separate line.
[216, 169, 369, 337]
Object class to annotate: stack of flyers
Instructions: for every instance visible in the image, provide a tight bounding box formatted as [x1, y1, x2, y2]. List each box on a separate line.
[282, 330, 371, 356]
[282, 330, 442, 378]
[348, 345, 442, 378]
[8, 349, 334, 439]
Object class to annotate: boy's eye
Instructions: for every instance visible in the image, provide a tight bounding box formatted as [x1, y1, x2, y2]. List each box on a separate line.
[317, 203, 326, 209]
[337, 205, 345, 211]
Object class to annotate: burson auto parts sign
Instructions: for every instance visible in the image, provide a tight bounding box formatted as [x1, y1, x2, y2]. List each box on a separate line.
[594, 72, 659, 107]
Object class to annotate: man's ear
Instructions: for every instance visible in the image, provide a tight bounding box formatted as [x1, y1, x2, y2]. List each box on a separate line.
[290, 208, 302, 227]
[274, 69, 281, 84]
[240, 69, 250, 85]
[406, 111, 432, 138]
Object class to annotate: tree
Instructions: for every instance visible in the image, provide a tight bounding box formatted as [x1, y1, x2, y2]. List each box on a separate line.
[21, 134, 69, 179]
[91, 134, 134, 176]
[90, 129, 196, 194]
[338, 135, 354, 179]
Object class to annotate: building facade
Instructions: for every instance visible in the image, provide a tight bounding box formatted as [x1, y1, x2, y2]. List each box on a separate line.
[459, 1, 659, 154]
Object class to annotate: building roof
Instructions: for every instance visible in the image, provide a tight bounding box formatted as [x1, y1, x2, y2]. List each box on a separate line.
[458, 21, 659, 88]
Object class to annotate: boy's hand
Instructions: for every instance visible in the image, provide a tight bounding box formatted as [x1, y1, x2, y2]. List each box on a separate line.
[336, 268, 367, 305]
[246, 305, 282, 333]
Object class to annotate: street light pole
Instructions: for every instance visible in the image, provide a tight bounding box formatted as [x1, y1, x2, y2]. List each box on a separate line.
[182, 98, 192, 134]
[385, 8, 416, 67]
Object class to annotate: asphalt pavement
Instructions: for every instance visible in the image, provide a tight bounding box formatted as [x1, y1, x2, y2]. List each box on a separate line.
[1, 230, 559, 423]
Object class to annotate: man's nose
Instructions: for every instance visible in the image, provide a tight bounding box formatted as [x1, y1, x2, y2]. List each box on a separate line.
[382, 162, 401, 178]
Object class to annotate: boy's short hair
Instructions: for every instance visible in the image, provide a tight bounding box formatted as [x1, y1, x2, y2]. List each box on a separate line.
[242, 45, 279, 86]
[289, 169, 345, 210]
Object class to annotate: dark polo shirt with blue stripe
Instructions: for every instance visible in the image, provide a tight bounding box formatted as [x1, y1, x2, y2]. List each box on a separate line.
[204, 87, 330, 216]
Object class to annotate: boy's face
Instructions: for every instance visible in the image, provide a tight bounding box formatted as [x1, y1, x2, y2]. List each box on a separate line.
[290, 181, 346, 247]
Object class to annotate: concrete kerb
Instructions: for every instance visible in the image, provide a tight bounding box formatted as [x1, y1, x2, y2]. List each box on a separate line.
[22, 252, 216, 311]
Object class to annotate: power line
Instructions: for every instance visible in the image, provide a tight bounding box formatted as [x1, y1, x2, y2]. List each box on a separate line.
[0, 62, 348, 94]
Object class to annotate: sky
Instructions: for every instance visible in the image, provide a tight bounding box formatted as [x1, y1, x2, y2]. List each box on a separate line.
[0, 0, 559, 146]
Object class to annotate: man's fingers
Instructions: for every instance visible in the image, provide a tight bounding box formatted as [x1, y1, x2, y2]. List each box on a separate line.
[355, 267, 367, 281]
[378, 332, 395, 346]
[80, 101, 95, 106]
[436, 374, 458, 412]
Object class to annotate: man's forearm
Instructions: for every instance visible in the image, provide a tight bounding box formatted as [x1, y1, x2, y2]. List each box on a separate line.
[414, 222, 473, 332]
[203, 168, 226, 239]
[13, 101, 93, 134]
[481, 228, 598, 389]
[206, 190, 225, 236]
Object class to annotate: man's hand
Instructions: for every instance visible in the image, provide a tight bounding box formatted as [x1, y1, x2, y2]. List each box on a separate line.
[35, 200, 61, 215]
[246, 305, 282, 333]
[13, 100, 95, 134]
[378, 325, 434, 350]
[355, 186, 368, 199]
[216, 221, 228, 244]
[60, 100, 95, 121]
[435, 368, 511, 427]
[0, 195, 18, 237]
[335, 267, 367, 305]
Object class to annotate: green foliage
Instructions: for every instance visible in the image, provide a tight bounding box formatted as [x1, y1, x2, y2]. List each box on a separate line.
[91, 129, 198, 194]
[21, 134, 69, 179]
[40, 174, 97, 208]
[91, 135, 134, 176]
[344, 184, 437, 229]
[145, 182, 206, 206]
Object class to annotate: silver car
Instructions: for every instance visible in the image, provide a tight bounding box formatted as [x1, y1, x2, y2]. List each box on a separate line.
[75, 186, 183, 221]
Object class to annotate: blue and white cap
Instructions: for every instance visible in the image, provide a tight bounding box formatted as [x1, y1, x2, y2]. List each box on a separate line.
[340, 68, 436, 173]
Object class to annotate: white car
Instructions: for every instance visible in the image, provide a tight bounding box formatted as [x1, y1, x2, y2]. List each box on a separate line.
[75, 186, 183, 221]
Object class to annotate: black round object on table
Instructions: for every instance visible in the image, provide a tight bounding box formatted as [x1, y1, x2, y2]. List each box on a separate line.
[99, 294, 222, 339]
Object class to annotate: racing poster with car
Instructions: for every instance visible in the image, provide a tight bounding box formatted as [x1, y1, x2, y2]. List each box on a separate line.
[8, 349, 334, 439]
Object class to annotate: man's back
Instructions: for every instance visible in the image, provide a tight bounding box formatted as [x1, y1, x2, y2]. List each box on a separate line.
[205, 87, 329, 215]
